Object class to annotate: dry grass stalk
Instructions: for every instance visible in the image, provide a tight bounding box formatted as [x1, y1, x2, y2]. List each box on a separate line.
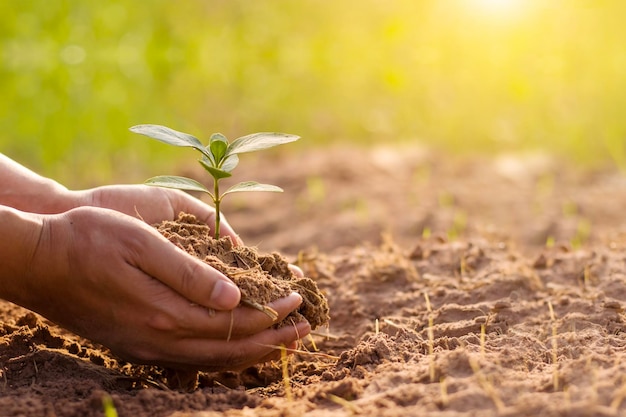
[241, 299, 279, 321]
[310, 329, 340, 340]
[258, 342, 340, 360]
[383, 318, 402, 328]
[424, 292, 436, 382]
[307, 333, 320, 352]
[480, 323, 486, 359]
[610, 376, 626, 411]
[468, 355, 505, 413]
[547, 301, 559, 391]
[439, 376, 449, 408]
[327, 394, 362, 415]
[280, 345, 293, 402]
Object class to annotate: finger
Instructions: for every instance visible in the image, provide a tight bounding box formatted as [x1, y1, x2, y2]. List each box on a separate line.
[158, 320, 312, 371]
[166, 292, 305, 339]
[288, 264, 304, 277]
[129, 226, 241, 310]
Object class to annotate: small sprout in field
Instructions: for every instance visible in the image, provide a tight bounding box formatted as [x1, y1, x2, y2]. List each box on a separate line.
[102, 394, 118, 417]
[447, 211, 467, 241]
[571, 218, 592, 250]
[547, 300, 560, 391]
[306, 176, 326, 203]
[439, 376, 449, 408]
[326, 394, 362, 414]
[130, 124, 299, 239]
[468, 355, 505, 412]
[562, 200, 578, 217]
[424, 292, 436, 383]
[438, 191, 455, 208]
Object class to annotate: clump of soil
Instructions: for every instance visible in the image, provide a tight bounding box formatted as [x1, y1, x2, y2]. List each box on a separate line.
[156, 212, 330, 330]
[153, 213, 329, 390]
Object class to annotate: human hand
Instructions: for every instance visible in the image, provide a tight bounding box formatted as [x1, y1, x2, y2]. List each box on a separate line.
[21, 206, 310, 370]
[77, 184, 305, 276]
[74, 184, 241, 244]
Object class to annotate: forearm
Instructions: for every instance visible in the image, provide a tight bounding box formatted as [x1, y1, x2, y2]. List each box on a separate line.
[0, 153, 76, 213]
[0, 205, 45, 306]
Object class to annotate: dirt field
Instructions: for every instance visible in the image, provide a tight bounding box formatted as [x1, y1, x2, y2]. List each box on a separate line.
[3, 145, 626, 416]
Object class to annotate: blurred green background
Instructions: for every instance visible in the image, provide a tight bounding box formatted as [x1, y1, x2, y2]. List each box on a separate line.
[1, 0, 625, 187]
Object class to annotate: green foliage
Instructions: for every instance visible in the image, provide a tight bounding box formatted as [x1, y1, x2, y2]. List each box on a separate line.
[131, 124, 298, 238]
[2, 1, 626, 186]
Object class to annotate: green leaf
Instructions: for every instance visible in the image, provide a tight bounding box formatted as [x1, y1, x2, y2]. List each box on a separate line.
[145, 175, 213, 197]
[226, 133, 300, 156]
[199, 158, 232, 179]
[199, 153, 216, 168]
[130, 124, 210, 158]
[223, 181, 284, 196]
[221, 154, 239, 172]
[209, 133, 229, 164]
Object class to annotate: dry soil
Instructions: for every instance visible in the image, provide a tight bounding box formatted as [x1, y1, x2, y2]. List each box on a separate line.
[2, 145, 626, 417]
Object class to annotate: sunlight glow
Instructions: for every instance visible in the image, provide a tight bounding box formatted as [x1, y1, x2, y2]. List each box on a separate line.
[464, 0, 527, 20]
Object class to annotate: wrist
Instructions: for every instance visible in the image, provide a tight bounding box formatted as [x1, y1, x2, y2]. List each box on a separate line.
[0, 206, 45, 306]
[34, 183, 79, 214]
[0, 175, 78, 214]
[0, 153, 79, 214]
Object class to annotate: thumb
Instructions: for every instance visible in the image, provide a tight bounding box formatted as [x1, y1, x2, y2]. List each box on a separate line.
[132, 227, 241, 310]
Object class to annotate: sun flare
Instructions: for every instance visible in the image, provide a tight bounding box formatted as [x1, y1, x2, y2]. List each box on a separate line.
[464, 0, 527, 19]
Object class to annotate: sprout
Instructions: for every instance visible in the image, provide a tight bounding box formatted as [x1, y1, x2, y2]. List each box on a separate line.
[130, 124, 299, 239]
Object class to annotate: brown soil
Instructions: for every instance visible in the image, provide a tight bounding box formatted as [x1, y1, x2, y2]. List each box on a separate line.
[2, 146, 626, 416]
[155, 212, 329, 331]
[154, 213, 329, 391]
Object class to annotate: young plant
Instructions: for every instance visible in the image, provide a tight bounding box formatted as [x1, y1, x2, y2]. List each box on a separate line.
[130, 124, 299, 239]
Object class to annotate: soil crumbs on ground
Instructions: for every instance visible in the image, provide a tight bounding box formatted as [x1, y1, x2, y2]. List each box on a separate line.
[2, 146, 626, 417]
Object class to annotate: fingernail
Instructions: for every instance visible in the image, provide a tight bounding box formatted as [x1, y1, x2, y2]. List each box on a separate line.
[290, 292, 303, 306]
[211, 280, 241, 310]
[288, 264, 304, 277]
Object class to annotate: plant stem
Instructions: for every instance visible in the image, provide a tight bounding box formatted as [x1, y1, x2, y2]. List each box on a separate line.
[214, 179, 221, 239]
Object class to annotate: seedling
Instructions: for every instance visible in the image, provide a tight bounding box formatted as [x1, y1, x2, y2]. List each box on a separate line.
[547, 300, 559, 391]
[424, 292, 436, 383]
[102, 395, 118, 417]
[130, 124, 299, 239]
[468, 354, 505, 412]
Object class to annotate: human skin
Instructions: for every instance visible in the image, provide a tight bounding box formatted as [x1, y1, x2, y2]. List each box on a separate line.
[0, 153, 310, 370]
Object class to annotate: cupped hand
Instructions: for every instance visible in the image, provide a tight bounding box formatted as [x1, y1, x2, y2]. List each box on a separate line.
[74, 184, 241, 244]
[23, 206, 310, 370]
[79, 185, 310, 277]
